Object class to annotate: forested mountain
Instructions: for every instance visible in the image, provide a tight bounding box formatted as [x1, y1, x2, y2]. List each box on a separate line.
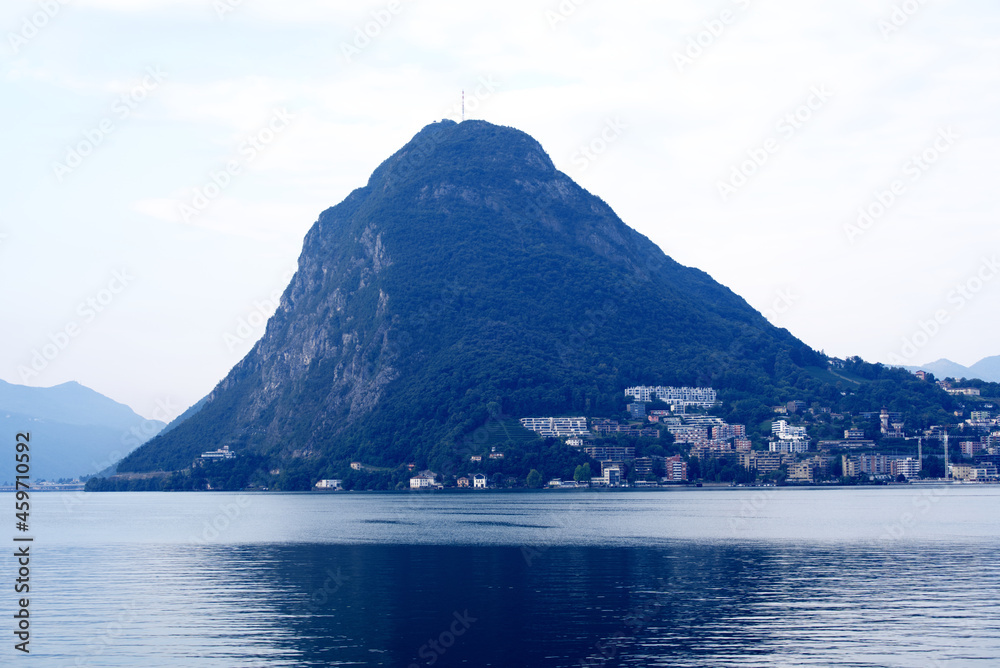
[110, 120, 950, 490]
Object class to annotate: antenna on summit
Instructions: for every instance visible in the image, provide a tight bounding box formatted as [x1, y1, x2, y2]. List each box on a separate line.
[462, 90, 465, 122]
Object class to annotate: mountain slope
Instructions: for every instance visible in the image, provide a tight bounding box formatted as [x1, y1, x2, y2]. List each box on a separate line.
[968, 356, 1000, 383]
[0, 380, 164, 481]
[902, 357, 1000, 383]
[117, 120, 860, 481]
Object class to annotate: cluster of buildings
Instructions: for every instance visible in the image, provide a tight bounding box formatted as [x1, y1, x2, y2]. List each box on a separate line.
[623, 386, 718, 408]
[657, 415, 753, 461]
[935, 379, 982, 396]
[546, 454, 689, 488]
[770, 420, 809, 452]
[949, 462, 999, 482]
[591, 418, 659, 439]
[518, 416, 589, 437]
[840, 454, 921, 480]
[409, 471, 489, 489]
[417, 381, 999, 489]
[518, 416, 662, 440]
[469, 447, 506, 463]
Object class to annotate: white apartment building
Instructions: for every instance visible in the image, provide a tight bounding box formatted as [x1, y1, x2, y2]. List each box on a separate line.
[769, 439, 809, 454]
[409, 474, 436, 489]
[892, 458, 921, 479]
[519, 417, 589, 437]
[772, 420, 808, 440]
[623, 386, 718, 408]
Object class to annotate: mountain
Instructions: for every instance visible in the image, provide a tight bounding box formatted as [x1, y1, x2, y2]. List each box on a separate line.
[902, 356, 1000, 383]
[0, 379, 165, 481]
[115, 120, 946, 489]
[968, 356, 1000, 383]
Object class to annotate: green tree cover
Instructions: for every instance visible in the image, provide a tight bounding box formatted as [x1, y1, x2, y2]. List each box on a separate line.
[104, 122, 963, 491]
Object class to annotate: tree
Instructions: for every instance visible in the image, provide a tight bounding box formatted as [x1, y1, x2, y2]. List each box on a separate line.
[526, 469, 543, 488]
[573, 463, 592, 483]
[920, 455, 944, 479]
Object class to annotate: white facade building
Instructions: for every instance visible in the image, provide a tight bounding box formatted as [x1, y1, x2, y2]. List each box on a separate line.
[892, 458, 921, 479]
[597, 465, 622, 486]
[623, 386, 717, 408]
[201, 445, 236, 460]
[772, 420, 808, 440]
[519, 417, 589, 437]
[409, 474, 436, 489]
[769, 420, 809, 452]
[769, 439, 809, 454]
[473, 473, 487, 489]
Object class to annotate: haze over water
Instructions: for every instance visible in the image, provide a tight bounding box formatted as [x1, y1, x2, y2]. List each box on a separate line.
[14, 487, 1000, 666]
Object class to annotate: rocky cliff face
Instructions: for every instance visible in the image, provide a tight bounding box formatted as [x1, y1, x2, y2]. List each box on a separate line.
[118, 120, 821, 475]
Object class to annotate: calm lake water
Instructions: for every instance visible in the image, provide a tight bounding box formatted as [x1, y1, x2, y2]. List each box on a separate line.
[3, 486, 999, 666]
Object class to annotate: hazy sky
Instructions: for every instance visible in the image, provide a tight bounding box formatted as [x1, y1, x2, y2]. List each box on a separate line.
[2, 0, 997, 419]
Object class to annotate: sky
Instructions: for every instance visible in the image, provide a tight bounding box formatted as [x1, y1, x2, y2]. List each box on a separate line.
[1, 0, 997, 420]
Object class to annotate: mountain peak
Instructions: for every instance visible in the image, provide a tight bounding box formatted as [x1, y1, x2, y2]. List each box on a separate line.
[118, 121, 823, 482]
[370, 120, 558, 193]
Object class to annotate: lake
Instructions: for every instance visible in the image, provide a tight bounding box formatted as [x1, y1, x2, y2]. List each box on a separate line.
[4, 486, 999, 666]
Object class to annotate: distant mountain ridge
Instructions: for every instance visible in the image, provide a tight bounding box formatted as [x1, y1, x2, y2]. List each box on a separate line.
[0, 379, 164, 481]
[902, 356, 1000, 382]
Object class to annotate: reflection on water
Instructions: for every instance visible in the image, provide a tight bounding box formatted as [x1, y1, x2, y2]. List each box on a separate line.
[19, 488, 1000, 666]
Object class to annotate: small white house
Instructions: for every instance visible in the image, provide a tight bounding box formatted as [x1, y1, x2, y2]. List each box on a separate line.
[315, 479, 342, 490]
[473, 473, 487, 489]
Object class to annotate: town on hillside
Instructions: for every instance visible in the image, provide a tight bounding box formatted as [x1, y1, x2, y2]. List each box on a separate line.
[312, 379, 1000, 492]
[87, 373, 998, 493]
